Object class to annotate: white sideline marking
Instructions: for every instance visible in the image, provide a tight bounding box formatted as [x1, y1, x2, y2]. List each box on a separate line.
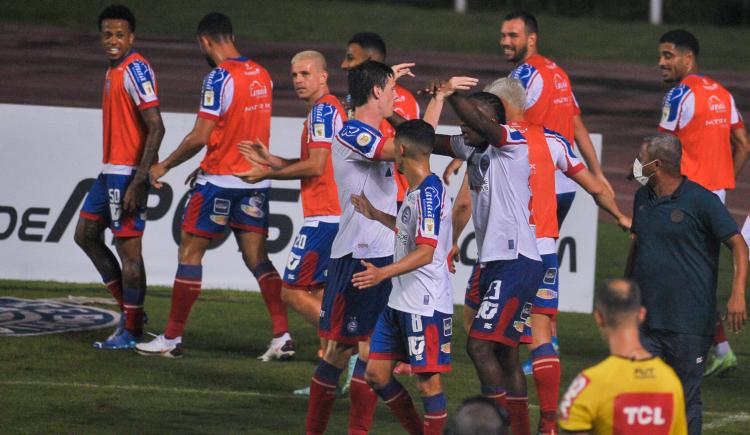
[0, 380, 303, 400]
[703, 412, 750, 430]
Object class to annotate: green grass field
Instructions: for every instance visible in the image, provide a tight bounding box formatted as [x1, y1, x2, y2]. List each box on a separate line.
[4, 0, 750, 71]
[1, 222, 748, 433]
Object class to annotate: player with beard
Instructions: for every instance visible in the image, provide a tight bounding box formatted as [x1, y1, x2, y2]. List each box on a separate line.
[136, 12, 290, 358]
[77, 4, 164, 350]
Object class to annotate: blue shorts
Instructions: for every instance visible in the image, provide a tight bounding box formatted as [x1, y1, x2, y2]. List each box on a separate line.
[521, 253, 559, 342]
[181, 182, 269, 238]
[464, 263, 481, 311]
[80, 172, 147, 237]
[370, 306, 452, 373]
[556, 191, 576, 228]
[469, 255, 544, 346]
[318, 254, 393, 345]
[283, 221, 339, 291]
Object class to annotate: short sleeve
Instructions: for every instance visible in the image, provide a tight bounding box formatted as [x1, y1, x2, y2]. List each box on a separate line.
[558, 373, 596, 432]
[730, 94, 744, 128]
[631, 187, 648, 235]
[698, 190, 739, 241]
[198, 67, 233, 121]
[123, 59, 159, 109]
[545, 129, 584, 175]
[336, 121, 386, 160]
[415, 177, 444, 247]
[659, 85, 693, 132]
[450, 135, 475, 160]
[308, 103, 342, 148]
[509, 63, 542, 110]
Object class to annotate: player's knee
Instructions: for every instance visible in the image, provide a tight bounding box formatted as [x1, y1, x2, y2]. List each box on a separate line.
[364, 366, 389, 389]
[120, 254, 144, 277]
[280, 287, 297, 305]
[73, 220, 96, 249]
[466, 337, 494, 361]
[415, 374, 441, 396]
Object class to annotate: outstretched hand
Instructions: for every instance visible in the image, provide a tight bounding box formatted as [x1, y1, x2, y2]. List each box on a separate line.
[392, 63, 416, 81]
[420, 76, 479, 99]
[351, 193, 377, 220]
[351, 260, 386, 289]
[238, 140, 271, 166]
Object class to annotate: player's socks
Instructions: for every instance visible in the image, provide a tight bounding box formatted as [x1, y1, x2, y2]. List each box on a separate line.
[252, 260, 289, 338]
[422, 392, 447, 435]
[531, 343, 560, 427]
[122, 287, 145, 336]
[714, 320, 730, 357]
[507, 394, 531, 435]
[348, 358, 379, 434]
[306, 360, 343, 435]
[164, 264, 202, 339]
[481, 385, 508, 410]
[101, 273, 124, 310]
[373, 377, 422, 435]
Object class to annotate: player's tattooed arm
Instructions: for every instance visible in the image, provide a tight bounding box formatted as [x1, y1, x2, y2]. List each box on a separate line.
[123, 106, 165, 210]
[352, 244, 435, 289]
[350, 193, 396, 230]
[150, 116, 215, 189]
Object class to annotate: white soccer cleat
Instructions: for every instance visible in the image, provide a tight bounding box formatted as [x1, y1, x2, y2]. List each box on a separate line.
[135, 333, 183, 358]
[257, 333, 295, 362]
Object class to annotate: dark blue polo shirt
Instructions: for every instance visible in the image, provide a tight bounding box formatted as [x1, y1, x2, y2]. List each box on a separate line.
[631, 177, 738, 336]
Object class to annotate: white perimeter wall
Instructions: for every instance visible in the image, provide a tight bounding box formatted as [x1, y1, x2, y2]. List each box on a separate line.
[0, 104, 601, 312]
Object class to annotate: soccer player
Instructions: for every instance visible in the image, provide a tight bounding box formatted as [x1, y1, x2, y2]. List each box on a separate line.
[559, 279, 687, 434]
[415, 80, 544, 435]
[75, 4, 164, 349]
[656, 29, 750, 376]
[341, 32, 420, 208]
[135, 13, 289, 358]
[305, 60, 398, 435]
[484, 77, 631, 434]
[235, 50, 345, 359]
[349, 120, 453, 435]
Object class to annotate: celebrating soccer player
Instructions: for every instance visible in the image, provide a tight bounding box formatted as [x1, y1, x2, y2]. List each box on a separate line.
[349, 120, 453, 435]
[235, 50, 345, 362]
[136, 13, 289, 358]
[76, 4, 164, 350]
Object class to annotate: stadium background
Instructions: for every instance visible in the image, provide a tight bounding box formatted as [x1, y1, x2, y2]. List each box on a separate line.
[1, 1, 748, 433]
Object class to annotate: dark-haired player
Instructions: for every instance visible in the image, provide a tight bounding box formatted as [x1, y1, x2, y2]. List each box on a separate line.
[136, 12, 289, 359]
[305, 60, 399, 435]
[351, 120, 453, 435]
[77, 4, 164, 350]
[341, 32, 420, 209]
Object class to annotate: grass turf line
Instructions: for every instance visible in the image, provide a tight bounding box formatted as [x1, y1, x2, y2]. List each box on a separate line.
[0, 223, 748, 433]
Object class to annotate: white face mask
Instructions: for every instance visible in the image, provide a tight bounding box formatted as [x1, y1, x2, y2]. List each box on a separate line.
[632, 158, 657, 186]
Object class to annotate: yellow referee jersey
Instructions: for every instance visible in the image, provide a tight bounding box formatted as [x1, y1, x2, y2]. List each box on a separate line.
[559, 356, 687, 434]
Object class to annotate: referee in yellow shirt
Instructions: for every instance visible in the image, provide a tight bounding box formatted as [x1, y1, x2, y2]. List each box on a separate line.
[558, 279, 687, 435]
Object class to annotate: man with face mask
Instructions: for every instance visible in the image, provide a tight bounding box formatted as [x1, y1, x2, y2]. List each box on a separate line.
[656, 29, 750, 378]
[626, 133, 748, 435]
[136, 13, 290, 359]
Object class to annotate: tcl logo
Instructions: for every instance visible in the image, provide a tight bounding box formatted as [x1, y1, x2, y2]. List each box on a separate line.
[614, 392, 674, 435]
[622, 406, 667, 425]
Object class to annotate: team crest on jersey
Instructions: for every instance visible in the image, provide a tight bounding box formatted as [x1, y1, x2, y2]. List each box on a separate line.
[357, 132, 372, 146]
[0, 297, 118, 336]
[423, 218, 435, 236]
[401, 206, 412, 223]
[203, 90, 215, 107]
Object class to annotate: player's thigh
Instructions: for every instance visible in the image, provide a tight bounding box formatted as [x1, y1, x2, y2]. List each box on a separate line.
[74, 214, 108, 245]
[114, 236, 143, 261]
[235, 230, 268, 267]
[178, 230, 212, 265]
[231, 187, 270, 266]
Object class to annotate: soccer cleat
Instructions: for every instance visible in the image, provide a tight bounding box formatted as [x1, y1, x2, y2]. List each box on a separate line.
[257, 335, 295, 362]
[522, 358, 533, 376]
[703, 349, 738, 377]
[293, 385, 346, 397]
[92, 330, 139, 350]
[135, 334, 183, 358]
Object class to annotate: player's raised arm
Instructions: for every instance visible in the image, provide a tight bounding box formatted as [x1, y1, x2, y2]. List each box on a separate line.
[150, 116, 215, 188]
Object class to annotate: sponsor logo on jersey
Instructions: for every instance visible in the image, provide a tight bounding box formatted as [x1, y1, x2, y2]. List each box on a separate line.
[0, 297, 118, 336]
[250, 80, 269, 98]
[708, 95, 727, 113]
[553, 73, 569, 91]
[536, 289, 558, 300]
[241, 204, 263, 218]
[313, 123, 326, 139]
[702, 78, 718, 90]
[397, 231, 409, 245]
[213, 198, 230, 215]
[401, 206, 412, 223]
[543, 267, 558, 285]
[423, 218, 435, 236]
[142, 80, 154, 96]
[559, 374, 590, 419]
[357, 132, 372, 146]
[635, 367, 656, 379]
[210, 214, 228, 225]
[443, 318, 453, 336]
[441, 343, 451, 354]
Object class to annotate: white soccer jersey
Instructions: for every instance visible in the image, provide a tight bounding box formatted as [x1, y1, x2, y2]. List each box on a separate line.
[388, 174, 453, 316]
[450, 128, 540, 263]
[330, 119, 397, 259]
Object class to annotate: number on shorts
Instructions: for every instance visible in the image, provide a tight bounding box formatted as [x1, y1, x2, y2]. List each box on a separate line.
[293, 234, 307, 250]
[411, 314, 423, 332]
[486, 280, 502, 301]
[108, 188, 121, 204]
[477, 301, 499, 320]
